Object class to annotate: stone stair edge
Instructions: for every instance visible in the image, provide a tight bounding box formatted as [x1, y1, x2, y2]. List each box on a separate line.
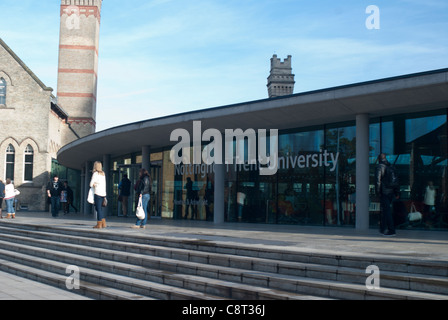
[0, 239, 448, 299]
[0, 222, 447, 272]
[1, 228, 447, 288]
[0, 257, 155, 300]
[0, 249, 227, 300]
[0, 239, 334, 300]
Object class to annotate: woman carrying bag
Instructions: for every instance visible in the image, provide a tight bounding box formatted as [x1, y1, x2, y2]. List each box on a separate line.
[90, 161, 107, 229]
[132, 168, 151, 229]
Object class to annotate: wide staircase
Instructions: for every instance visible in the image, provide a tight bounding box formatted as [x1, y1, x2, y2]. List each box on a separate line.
[0, 221, 446, 300]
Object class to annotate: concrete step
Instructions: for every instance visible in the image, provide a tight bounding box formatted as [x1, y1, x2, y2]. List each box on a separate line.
[0, 223, 447, 298]
[0, 247, 225, 300]
[3, 222, 447, 277]
[0, 257, 155, 300]
[0, 227, 323, 300]
[0, 221, 447, 300]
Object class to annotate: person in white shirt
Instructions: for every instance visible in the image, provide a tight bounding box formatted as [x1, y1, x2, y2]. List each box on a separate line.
[4, 179, 16, 219]
[424, 181, 436, 219]
[90, 161, 107, 229]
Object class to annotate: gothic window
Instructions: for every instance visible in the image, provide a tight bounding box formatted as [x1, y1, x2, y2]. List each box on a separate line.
[0, 78, 6, 105]
[24, 145, 34, 182]
[5, 144, 15, 180]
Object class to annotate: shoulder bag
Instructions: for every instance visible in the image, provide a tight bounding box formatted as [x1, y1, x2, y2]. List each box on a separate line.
[136, 196, 145, 220]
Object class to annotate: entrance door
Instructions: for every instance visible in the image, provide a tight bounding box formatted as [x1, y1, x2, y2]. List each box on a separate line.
[117, 164, 141, 217]
[116, 163, 162, 218]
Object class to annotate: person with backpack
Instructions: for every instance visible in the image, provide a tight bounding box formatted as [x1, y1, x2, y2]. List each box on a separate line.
[376, 153, 400, 236]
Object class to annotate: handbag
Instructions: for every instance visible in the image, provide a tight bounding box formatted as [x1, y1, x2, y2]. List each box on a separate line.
[87, 188, 94, 204]
[408, 203, 422, 222]
[136, 196, 145, 220]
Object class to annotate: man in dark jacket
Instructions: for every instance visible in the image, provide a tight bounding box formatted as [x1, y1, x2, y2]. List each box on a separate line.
[118, 174, 131, 217]
[47, 175, 62, 217]
[376, 153, 399, 236]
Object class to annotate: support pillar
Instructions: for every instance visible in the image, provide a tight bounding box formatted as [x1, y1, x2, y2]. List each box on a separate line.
[84, 161, 92, 216]
[103, 154, 111, 217]
[80, 167, 85, 214]
[142, 146, 151, 170]
[356, 114, 370, 230]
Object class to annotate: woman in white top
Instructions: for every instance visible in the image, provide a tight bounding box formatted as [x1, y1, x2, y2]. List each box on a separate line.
[4, 179, 16, 219]
[424, 181, 436, 217]
[90, 161, 107, 229]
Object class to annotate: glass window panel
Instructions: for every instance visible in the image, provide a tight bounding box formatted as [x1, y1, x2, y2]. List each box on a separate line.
[325, 125, 356, 226]
[24, 145, 34, 181]
[5, 144, 15, 180]
[277, 128, 325, 225]
[370, 109, 448, 231]
[0, 78, 6, 105]
[24, 164, 33, 181]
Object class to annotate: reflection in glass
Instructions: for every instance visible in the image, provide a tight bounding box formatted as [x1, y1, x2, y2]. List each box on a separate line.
[369, 110, 448, 231]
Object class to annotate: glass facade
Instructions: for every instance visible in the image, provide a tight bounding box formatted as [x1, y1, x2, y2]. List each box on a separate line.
[51, 159, 81, 212]
[369, 109, 448, 230]
[104, 107, 448, 231]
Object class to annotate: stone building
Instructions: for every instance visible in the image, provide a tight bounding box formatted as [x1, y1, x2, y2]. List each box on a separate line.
[0, 38, 74, 210]
[0, 0, 103, 211]
[267, 54, 295, 98]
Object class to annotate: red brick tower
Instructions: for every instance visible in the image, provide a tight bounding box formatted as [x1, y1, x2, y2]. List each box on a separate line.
[57, 0, 102, 139]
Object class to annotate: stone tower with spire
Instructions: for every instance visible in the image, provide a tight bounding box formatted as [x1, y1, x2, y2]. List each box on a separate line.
[57, 0, 103, 142]
[267, 54, 295, 98]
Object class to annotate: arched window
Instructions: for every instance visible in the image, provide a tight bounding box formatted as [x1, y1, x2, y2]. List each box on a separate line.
[24, 145, 34, 182]
[0, 78, 6, 105]
[5, 144, 15, 180]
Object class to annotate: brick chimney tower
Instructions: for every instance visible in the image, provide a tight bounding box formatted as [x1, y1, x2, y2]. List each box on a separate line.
[57, 0, 103, 139]
[267, 55, 295, 98]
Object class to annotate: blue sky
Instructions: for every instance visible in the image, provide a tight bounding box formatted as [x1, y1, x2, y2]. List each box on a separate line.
[0, 0, 447, 131]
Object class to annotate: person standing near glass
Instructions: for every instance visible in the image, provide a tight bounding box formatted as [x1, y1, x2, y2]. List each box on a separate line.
[118, 174, 131, 217]
[90, 161, 107, 229]
[376, 153, 399, 236]
[47, 175, 62, 218]
[132, 168, 151, 229]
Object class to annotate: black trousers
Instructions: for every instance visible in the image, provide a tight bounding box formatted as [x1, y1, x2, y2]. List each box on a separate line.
[380, 193, 395, 233]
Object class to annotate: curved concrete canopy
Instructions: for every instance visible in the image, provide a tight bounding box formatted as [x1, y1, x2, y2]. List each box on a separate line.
[58, 69, 448, 170]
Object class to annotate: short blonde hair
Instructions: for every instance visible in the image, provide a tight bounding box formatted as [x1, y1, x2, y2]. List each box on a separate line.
[93, 161, 105, 176]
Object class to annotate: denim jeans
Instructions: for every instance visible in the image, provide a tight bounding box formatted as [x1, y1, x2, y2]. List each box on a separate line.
[50, 196, 60, 217]
[135, 193, 150, 226]
[94, 194, 105, 221]
[5, 199, 14, 214]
